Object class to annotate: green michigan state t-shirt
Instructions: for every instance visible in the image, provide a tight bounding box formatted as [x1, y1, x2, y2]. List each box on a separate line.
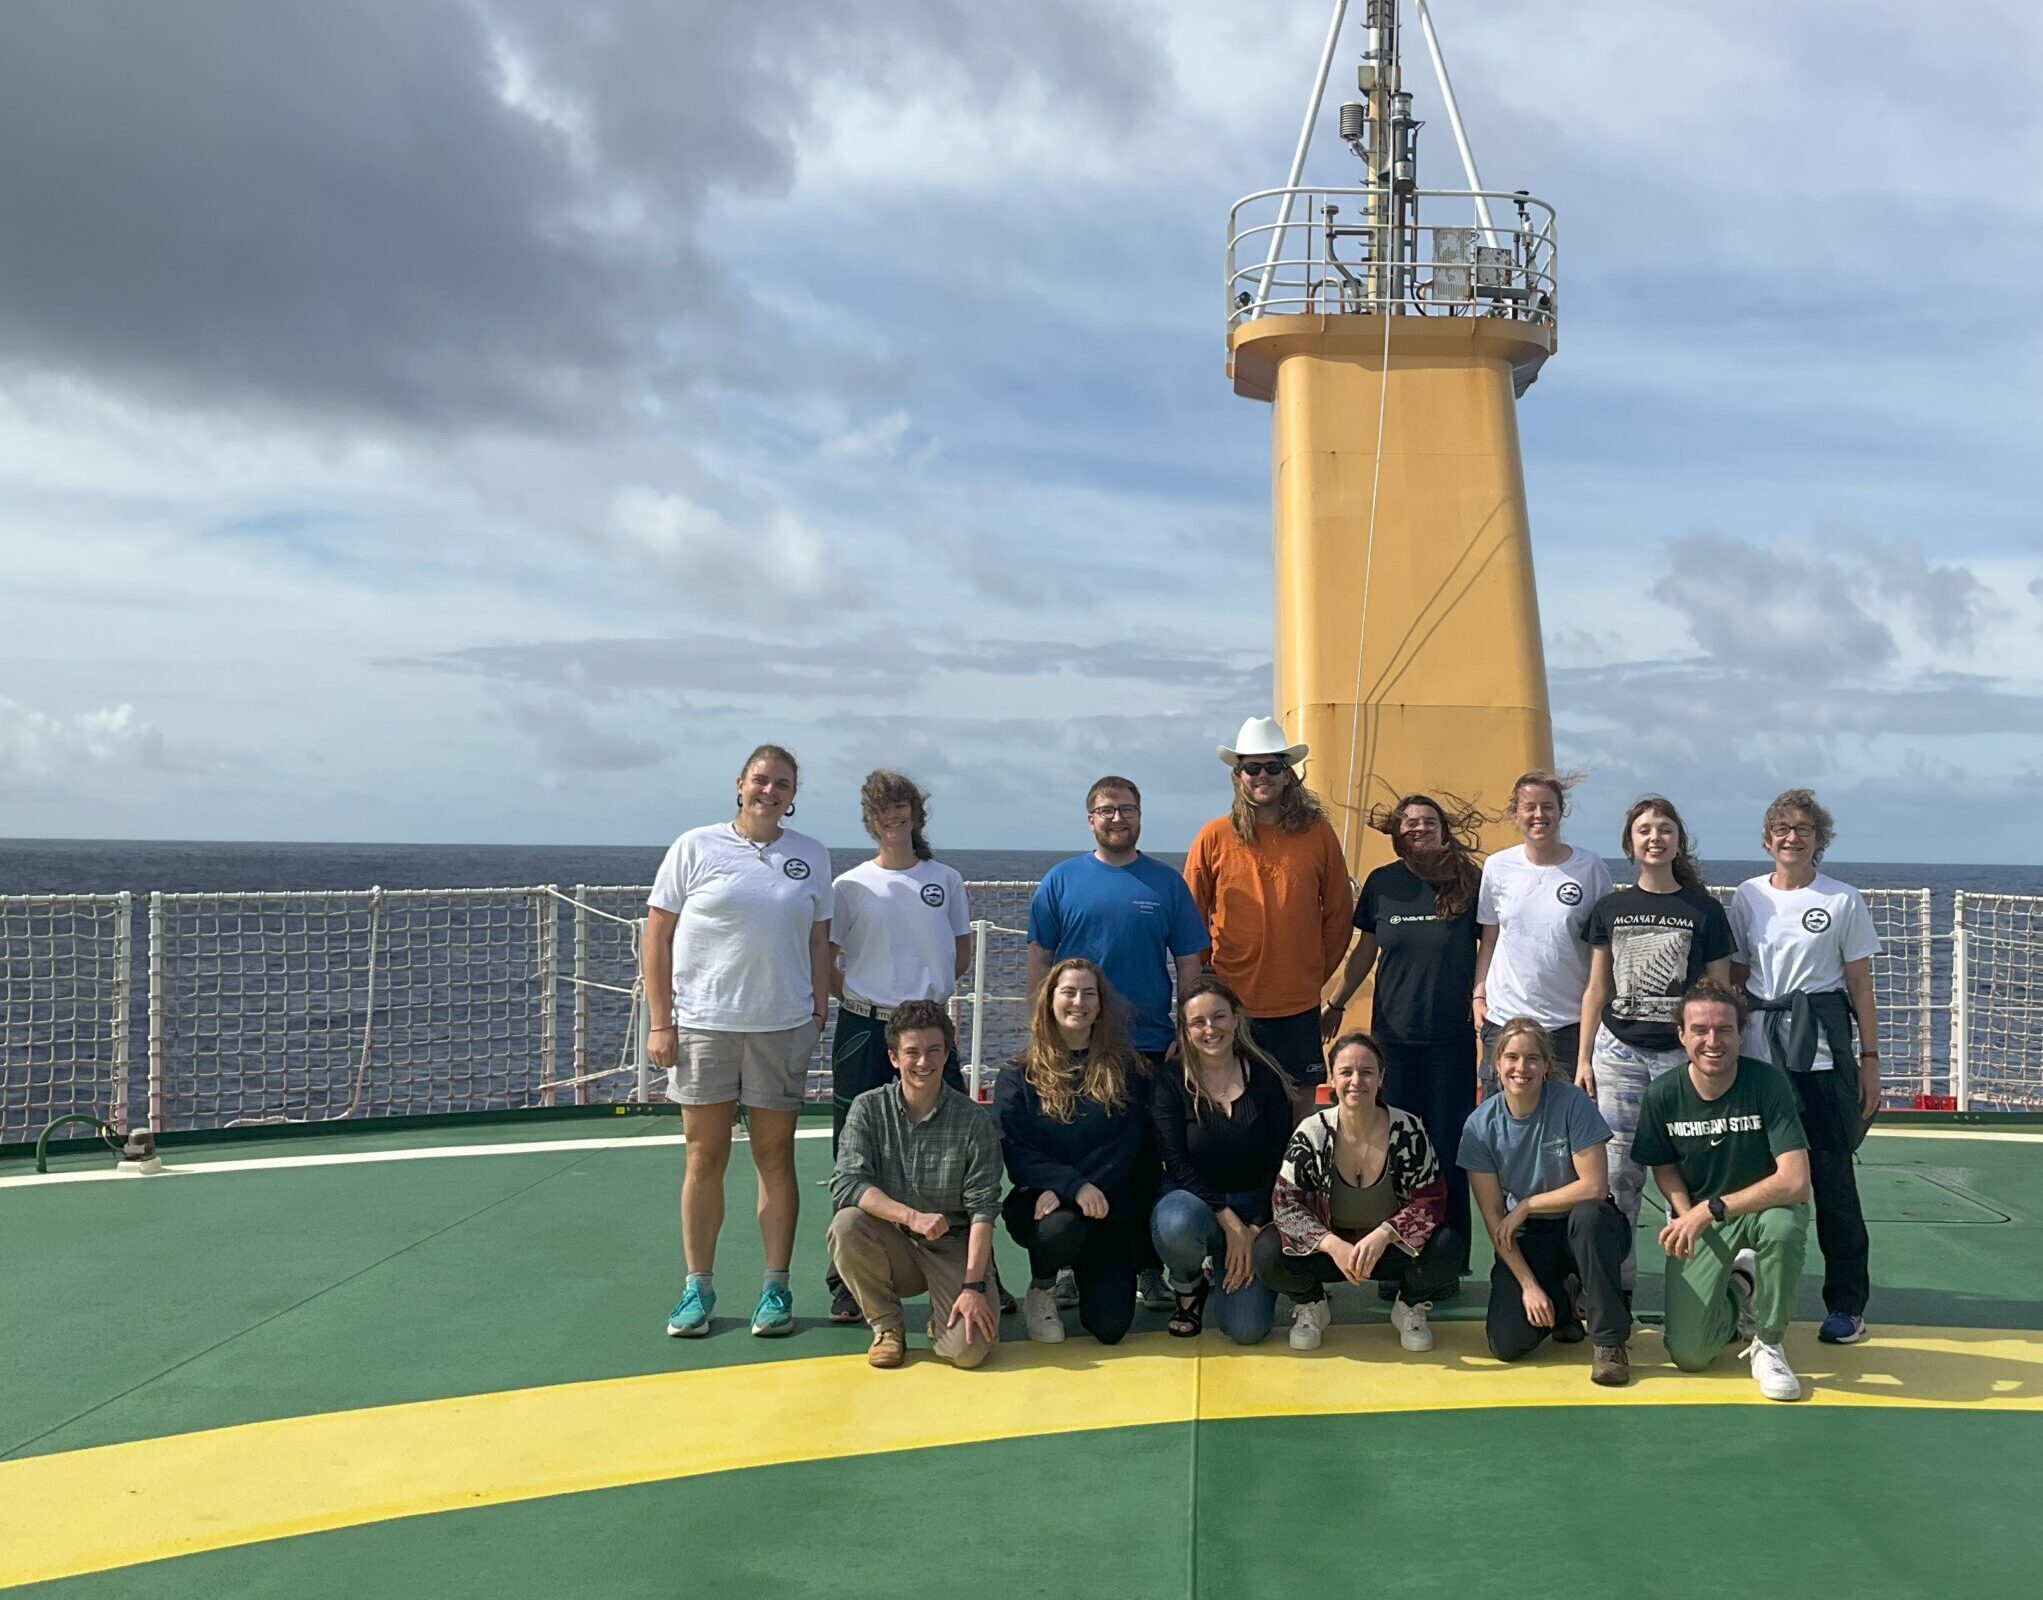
[1631, 1058, 1807, 1201]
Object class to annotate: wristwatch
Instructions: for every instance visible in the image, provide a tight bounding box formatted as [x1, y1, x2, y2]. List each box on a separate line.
[962, 1280, 987, 1294]
[1706, 1195, 1727, 1223]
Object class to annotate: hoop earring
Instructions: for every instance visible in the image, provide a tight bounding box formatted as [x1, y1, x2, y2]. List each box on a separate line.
[784, 800, 796, 818]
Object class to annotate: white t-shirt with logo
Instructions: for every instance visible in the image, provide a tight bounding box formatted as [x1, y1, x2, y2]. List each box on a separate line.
[649, 823, 833, 1032]
[1476, 844, 1614, 1028]
[1729, 872, 1881, 1071]
[832, 858, 970, 1006]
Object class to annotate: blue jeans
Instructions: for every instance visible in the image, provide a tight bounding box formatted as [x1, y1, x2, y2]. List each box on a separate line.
[1149, 1186, 1278, 1345]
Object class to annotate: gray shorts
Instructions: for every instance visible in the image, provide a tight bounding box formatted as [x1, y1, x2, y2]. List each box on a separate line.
[667, 1021, 819, 1112]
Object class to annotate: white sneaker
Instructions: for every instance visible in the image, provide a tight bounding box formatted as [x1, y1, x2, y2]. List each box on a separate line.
[1741, 1337, 1802, 1401]
[1731, 1248, 1758, 1344]
[1390, 1296, 1434, 1352]
[1288, 1298, 1331, 1351]
[1023, 1286, 1066, 1344]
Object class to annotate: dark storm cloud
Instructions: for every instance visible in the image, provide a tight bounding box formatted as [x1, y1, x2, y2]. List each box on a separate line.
[0, 1, 1152, 430]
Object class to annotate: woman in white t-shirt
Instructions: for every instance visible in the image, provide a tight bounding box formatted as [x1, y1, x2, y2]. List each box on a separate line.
[644, 743, 833, 1342]
[1729, 787, 1881, 1347]
[1471, 771, 1613, 1099]
[823, 769, 973, 1323]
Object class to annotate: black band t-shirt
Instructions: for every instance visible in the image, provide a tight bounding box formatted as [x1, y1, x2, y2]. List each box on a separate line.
[1583, 884, 1734, 1051]
[1354, 861, 1479, 1044]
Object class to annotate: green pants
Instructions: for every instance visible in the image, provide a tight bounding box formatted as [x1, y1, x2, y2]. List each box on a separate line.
[1663, 1203, 1811, 1369]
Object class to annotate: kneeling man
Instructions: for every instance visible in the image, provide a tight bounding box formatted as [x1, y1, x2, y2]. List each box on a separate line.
[1634, 979, 1812, 1399]
[829, 1000, 1002, 1369]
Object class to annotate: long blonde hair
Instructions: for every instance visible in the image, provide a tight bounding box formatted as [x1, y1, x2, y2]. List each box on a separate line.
[1022, 958, 1135, 1123]
[1228, 766, 1330, 843]
[1173, 975, 1291, 1116]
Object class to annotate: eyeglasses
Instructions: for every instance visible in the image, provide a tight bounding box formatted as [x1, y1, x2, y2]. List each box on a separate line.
[1235, 760, 1290, 778]
[1089, 805, 1140, 820]
[1769, 824, 1816, 841]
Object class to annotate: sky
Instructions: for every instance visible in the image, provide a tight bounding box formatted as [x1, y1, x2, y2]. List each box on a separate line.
[2, 1, 2039, 863]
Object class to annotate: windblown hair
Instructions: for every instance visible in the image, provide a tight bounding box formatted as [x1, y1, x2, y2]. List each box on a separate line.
[1326, 1030, 1387, 1103]
[885, 998, 957, 1057]
[860, 769, 933, 861]
[1022, 958, 1136, 1123]
[1173, 975, 1291, 1116]
[1679, 976, 1750, 1032]
[1229, 765, 1330, 843]
[736, 744, 800, 818]
[1367, 792, 1486, 919]
[1509, 769, 1586, 821]
[1620, 794, 1707, 895]
[1491, 1016, 1569, 1084]
[1763, 787, 1835, 863]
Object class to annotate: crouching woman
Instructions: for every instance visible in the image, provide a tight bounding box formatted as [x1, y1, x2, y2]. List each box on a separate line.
[1252, 1031, 1462, 1353]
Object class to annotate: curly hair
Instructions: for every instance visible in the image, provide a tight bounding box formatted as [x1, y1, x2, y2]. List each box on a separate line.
[1762, 787, 1835, 862]
[859, 769, 933, 861]
[1021, 958, 1136, 1122]
[1367, 792, 1486, 919]
[885, 998, 956, 1056]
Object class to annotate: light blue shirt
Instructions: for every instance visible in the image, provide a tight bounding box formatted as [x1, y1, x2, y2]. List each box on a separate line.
[1458, 1080, 1611, 1210]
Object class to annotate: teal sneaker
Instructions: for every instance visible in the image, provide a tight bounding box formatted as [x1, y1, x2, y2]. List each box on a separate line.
[750, 1281, 795, 1337]
[666, 1282, 715, 1338]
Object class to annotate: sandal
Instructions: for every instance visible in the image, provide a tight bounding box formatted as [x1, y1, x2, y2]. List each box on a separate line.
[1167, 1279, 1210, 1338]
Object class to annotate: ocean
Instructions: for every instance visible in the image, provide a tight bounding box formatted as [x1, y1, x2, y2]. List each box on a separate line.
[7, 837, 2043, 900]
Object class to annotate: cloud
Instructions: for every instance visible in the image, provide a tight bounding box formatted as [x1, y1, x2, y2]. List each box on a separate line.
[607, 485, 836, 604]
[820, 410, 913, 460]
[0, 698, 168, 792]
[0, 1, 1156, 434]
[506, 697, 663, 776]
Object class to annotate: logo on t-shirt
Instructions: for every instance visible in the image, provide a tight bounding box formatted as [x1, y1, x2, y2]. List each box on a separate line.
[1556, 881, 1584, 906]
[919, 882, 946, 907]
[782, 858, 812, 880]
[1802, 907, 1832, 934]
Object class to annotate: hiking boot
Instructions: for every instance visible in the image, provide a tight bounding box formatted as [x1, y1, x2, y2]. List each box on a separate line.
[867, 1326, 905, 1368]
[1591, 1344, 1631, 1387]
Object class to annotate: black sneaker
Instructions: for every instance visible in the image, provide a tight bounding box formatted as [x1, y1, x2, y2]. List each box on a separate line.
[829, 1286, 862, 1324]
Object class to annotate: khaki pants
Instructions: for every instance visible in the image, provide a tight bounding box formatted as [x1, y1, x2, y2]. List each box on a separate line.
[827, 1207, 996, 1368]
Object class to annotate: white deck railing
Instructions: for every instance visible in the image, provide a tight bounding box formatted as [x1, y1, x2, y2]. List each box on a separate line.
[0, 883, 2028, 1144]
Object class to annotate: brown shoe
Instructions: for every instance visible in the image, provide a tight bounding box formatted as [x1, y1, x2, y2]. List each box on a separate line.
[868, 1326, 906, 1369]
[1591, 1343, 1630, 1387]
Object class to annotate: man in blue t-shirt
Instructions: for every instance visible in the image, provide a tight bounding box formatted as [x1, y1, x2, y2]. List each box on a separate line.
[1027, 774, 1209, 1060]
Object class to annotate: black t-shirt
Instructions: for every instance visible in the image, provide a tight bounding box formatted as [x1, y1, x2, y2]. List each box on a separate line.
[1354, 862, 1479, 1044]
[1584, 884, 1734, 1051]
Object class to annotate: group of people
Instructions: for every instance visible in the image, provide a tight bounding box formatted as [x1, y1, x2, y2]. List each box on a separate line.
[643, 719, 1883, 1401]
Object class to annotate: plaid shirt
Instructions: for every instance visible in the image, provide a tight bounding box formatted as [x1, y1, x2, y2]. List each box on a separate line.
[831, 1082, 1003, 1229]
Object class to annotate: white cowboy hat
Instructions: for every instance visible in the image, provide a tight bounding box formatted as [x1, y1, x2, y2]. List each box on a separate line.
[1217, 715, 1309, 769]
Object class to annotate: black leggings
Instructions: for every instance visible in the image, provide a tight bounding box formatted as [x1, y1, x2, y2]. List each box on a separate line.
[1003, 1188, 1138, 1345]
[1251, 1221, 1464, 1304]
[1486, 1200, 1631, 1359]
[1379, 1035, 1476, 1274]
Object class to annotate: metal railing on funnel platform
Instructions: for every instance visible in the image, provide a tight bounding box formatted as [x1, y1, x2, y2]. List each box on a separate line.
[1226, 186, 1556, 330]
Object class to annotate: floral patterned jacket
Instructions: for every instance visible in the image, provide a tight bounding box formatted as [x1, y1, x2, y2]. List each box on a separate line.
[1271, 1106, 1445, 1258]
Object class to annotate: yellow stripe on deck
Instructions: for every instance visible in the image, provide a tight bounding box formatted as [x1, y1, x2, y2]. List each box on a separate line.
[4, 1323, 2041, 1588]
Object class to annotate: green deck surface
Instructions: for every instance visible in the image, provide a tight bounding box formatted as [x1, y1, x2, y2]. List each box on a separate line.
[5, 1122, 2040, 1595]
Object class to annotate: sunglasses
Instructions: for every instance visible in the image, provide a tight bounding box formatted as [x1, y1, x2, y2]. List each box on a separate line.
[1235, 760, 1291, 778]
